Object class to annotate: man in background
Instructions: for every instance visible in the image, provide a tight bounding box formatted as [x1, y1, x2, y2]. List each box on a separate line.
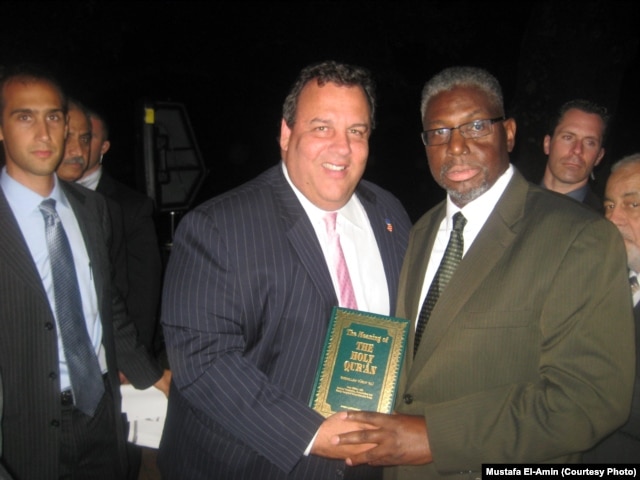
[584, 152, 640, 462]
[78, 108, 164, 358]
[75, 107, 165, 479]
[56, 98, 91, 182]
[540, 99, 609, 212]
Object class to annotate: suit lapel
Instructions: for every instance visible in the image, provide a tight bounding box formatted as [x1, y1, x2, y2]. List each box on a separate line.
[270, 167, 405, 313]
[0, 189, 50, 303]
[409, 172, 528, 380]
[401, 204, 445, 360]
[61, 183, 106, 313]
[270, 167, 337, 307]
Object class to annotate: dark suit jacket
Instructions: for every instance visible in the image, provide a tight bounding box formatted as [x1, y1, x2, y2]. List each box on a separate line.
[0, 372, 12, 480]
[539, 180, 603, 214]
[387, 170, 635, 479]
[0, 181, 162, 479]
[159, 165, 411, 479]
[97, 171, 163, 355]
[582, 185, 604, 214]
[583, 301, 640, 463]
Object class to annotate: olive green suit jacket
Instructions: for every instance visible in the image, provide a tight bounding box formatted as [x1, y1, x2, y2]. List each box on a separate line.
[387, 170, 635, 480]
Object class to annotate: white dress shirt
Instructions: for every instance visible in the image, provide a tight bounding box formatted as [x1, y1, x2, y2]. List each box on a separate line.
[76, 165, 103, 191]
[282, 162, 390, 455]
[630, 269, 640, 307]
[415, 164, 515, 325]
[282, 163, 390, 315]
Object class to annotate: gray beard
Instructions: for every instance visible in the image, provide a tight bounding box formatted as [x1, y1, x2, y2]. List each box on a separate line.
[445, 180, 490, 207]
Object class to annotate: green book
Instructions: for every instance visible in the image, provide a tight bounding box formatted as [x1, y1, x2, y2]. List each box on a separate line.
[309, 307, 409, 417]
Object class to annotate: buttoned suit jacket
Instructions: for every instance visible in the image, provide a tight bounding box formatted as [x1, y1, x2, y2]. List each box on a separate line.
[386, 170, 635, 480]
[96, 171, 163, 355]
[0, 181, 162, 479]
[158, 165, 411, 480]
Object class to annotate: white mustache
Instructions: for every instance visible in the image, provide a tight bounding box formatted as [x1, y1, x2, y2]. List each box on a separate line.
[63, 156, 85, 165]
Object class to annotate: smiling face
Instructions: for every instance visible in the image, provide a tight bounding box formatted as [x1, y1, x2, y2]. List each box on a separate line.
[0, 79, 67, 196]
[279, 81, 370, 211]
[543, 108, 605, 193]
[422, 85, 516, 207]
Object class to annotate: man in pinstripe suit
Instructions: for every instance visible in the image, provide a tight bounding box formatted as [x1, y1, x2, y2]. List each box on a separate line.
[158, 61, 412, 479]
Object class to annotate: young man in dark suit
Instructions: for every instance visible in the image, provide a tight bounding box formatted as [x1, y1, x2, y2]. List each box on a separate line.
[0, 65, 170, 479]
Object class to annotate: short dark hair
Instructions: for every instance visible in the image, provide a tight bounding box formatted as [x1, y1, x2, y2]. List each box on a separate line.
[0, 64, 67, 124]
[68, 98, 91, 125]
[86, 106, 110, 141]
[548, 99, 610, 144]
[282, 60, 376, 129]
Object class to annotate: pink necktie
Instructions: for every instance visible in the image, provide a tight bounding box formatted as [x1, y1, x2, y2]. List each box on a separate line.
[324, 212, 358, 310]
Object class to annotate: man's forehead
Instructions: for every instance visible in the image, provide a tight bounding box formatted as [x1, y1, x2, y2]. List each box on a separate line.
[556, 109, 604, 131]
[608, 169, 640, 193]
[68, 108, 90, 128]
[2, 78, 63, 104]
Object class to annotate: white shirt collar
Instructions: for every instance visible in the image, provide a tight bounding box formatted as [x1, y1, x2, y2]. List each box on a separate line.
[77, 166, 103, 191]
[281, 162, 362, 228]
[446, 164, 514, 221]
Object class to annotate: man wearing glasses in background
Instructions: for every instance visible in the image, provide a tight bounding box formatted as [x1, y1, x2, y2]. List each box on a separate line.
[334, 66, 634, 479]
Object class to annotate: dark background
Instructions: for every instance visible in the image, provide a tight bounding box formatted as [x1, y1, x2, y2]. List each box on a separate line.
[3, 1, 640, 226]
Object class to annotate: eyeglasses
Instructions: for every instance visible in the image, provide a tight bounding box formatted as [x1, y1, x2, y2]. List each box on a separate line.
[421, 117, 505, 146]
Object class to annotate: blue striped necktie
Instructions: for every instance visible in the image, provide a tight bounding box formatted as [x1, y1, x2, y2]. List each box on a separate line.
[39, 199, 105, 416]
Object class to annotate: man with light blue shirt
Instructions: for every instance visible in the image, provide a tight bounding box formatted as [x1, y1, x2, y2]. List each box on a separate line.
[0, 64, 169, 479]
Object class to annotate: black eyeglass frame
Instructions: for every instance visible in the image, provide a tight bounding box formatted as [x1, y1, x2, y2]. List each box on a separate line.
[421, 116, 505, 146]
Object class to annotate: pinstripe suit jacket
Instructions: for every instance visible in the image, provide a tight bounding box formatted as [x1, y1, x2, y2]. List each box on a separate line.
[0, 372, 11, 480]
[159, 165, 411, 479]
[0, 180, 162, 479]
[386, 170, 635, 480]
